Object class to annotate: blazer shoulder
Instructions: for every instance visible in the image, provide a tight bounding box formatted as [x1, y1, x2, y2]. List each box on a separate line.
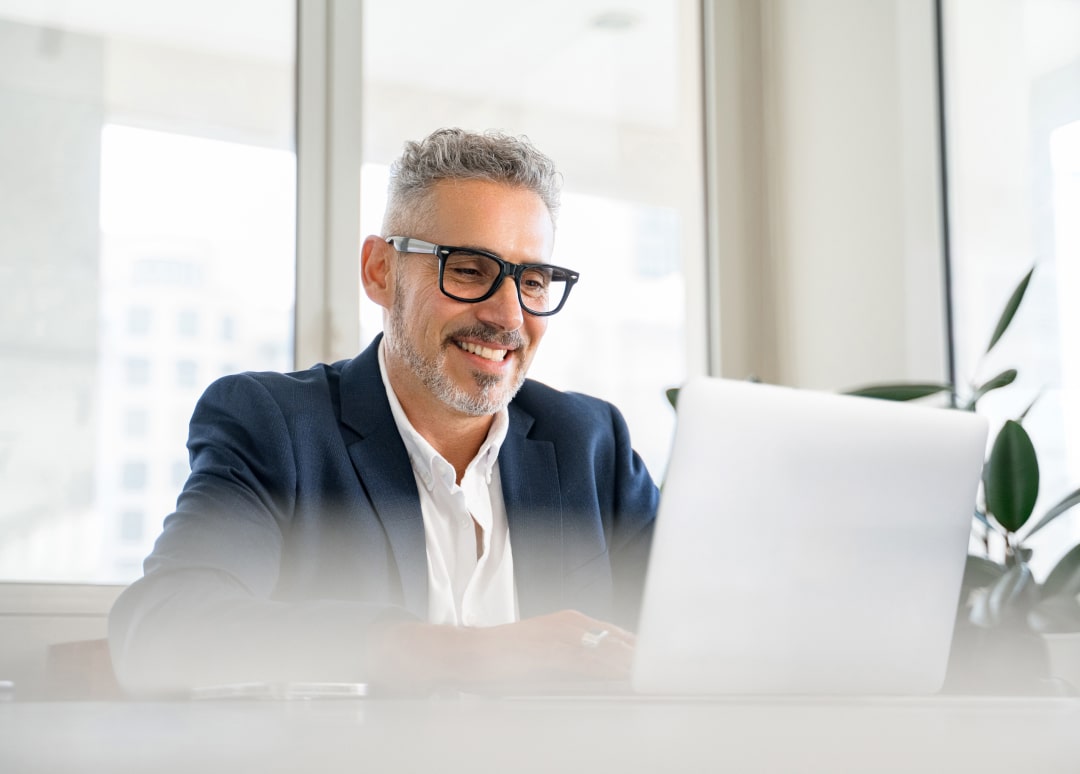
[513, 379, 622, 433]
[205, 359, 349, 401]
[193, 360, 356, 435]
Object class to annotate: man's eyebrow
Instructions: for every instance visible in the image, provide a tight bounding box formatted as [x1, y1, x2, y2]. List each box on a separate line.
[453, 243, 499, 254]
[454, 243, 551, 265]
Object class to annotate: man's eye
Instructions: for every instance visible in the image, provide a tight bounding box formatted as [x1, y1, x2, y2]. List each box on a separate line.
[445, 253, 498, 284]
[521, 268, 552, 290]
[450, 266, 483, 278]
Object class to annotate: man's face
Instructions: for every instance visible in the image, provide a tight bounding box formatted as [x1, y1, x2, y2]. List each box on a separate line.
[382, 179, 556, 418]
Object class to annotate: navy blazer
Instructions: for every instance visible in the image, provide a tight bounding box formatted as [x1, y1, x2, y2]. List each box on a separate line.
[109, 335, 658, 692]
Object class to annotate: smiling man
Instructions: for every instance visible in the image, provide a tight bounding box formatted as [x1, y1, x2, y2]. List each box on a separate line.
[108, 129, 659, 694]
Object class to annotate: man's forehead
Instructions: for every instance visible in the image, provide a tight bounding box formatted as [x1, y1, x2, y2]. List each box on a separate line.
[414, 179, 556, 257]
[426, 177, 545, 207]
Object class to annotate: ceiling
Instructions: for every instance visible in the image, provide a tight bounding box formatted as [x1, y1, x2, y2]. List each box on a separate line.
[3, 0, 1078, 128]
[0, 0, 683, 126]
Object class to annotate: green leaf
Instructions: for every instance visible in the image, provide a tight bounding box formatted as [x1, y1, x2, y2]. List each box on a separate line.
[1041, 543, 1080, 599]
[1017, 392, 1041, 423]
[984, 420, 1040, 533]
[986, 266, 1034, 354]
[962, 369, 1018, 411]
[1023, 486, 1080, 540]
[843, 383, 952, 402]
[665, 387, 680, 410]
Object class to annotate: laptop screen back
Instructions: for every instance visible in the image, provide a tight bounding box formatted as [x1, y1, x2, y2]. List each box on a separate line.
[632, 377, 988, 695]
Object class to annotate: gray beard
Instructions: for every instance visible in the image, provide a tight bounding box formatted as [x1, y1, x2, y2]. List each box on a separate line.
[385, 295, 526, 417]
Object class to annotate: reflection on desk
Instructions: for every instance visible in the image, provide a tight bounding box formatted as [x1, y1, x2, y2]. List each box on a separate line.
[2, 695, 1079, 773]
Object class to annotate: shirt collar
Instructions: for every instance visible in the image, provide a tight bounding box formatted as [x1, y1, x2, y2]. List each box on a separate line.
[378, 339, 509, 492]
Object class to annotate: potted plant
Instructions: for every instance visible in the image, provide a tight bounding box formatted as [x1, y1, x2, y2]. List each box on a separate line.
[665, 267, 1080, 691]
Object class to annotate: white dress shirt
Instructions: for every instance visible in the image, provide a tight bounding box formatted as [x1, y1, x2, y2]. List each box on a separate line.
[378, 342, 518, 627]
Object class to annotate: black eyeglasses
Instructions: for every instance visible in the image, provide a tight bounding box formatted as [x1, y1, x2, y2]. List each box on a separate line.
[386, 236, 580, 317]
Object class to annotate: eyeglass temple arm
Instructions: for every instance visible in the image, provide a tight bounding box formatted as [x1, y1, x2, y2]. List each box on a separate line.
[387, 236, 438, 255]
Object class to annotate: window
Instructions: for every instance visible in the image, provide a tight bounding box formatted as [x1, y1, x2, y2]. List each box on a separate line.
[221, 315, 235, 342]
[118, 510, 144, 543]
[0, 2, 296, 583]
[177, 309, 199, 338]
[121, 462, 147, 491]
[125, 358, 151, 387]
[127, 307, 152, 336]
[176, 360, 198, 389]
[943, 0, 1080, 575]
[124, 409, 148, 438]
[171, 460, 190, 489]
[2, 1, 706, 584]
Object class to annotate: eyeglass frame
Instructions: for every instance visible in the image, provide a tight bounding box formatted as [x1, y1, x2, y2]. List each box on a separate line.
[385, 236, 580, 317]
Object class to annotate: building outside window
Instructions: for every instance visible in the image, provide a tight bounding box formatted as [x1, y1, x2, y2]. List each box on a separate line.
[0, 1, 296, 582]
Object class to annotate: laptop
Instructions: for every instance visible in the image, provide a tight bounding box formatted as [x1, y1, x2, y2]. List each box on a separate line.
[631, 376, 988, 696]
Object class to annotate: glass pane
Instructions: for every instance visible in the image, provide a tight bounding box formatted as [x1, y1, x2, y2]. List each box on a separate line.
[0, 2, 296, 582]
[359, 0, 706, 480]
[944, 0, 1080, 574]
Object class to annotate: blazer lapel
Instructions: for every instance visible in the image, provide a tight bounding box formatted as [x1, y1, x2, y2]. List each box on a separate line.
[337, 338, 428, 618]
[500, 402, 565, 618]
[335, 338, 571, 621]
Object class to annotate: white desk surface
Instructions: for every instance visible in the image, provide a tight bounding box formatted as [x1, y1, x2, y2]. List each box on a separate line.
[2, 695, 1079, 773]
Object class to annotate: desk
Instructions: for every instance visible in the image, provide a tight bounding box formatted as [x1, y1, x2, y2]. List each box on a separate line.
[2, 695, 1079, 773]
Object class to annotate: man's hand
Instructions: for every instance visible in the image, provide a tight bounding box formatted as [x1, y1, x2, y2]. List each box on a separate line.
[366, 610, 635, 689]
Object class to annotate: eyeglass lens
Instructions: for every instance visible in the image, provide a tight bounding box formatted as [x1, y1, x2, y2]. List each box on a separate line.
[442, 250, 571, 314]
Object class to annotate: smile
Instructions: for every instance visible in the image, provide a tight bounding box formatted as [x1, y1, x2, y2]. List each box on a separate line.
[455, 340, 509, 362]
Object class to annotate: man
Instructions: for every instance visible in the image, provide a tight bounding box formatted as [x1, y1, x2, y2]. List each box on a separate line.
[109, 128, 658, 694]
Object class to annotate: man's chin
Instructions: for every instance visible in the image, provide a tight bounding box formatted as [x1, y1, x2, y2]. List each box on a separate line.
[449, 374, 521, 416]
[462, 388, 511, 416]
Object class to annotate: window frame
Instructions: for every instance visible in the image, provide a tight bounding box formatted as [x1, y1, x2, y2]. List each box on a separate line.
[1, 0, 714, 605]
[295, 0, 364, 368]
[0, 1, 320, 610]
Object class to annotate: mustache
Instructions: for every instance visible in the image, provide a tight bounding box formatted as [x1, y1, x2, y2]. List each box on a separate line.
[448, 323, 525, 350]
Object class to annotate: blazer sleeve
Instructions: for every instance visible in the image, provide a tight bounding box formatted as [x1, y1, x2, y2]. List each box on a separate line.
[508, 383, 659, 628]
[108, 373, 415, 696]
[605, 400, 659, 629]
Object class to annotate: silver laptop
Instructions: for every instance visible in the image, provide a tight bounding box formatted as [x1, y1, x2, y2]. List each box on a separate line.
[632, 376, 988, 696]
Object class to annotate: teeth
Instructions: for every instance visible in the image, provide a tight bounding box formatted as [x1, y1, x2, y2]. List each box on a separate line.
[457, 341, 508, 362]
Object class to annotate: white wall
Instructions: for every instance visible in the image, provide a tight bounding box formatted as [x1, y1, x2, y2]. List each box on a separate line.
[709, 0, 949, 391]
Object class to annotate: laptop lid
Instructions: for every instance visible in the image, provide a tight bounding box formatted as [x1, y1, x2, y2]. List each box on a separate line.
[632, 377, 988, 695]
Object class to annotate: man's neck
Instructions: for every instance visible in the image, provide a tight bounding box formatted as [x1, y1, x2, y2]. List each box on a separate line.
[382, 362, 494, 484]
[410, 408, 493, 484]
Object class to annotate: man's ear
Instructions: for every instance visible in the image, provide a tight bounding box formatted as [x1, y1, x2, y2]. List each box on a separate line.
[361, 235, 393, 308]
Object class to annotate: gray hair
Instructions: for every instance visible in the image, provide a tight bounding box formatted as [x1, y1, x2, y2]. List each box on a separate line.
[382, 128, 562, 235]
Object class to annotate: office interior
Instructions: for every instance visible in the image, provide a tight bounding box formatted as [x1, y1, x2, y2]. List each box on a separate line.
[1, 0, 1079, 711]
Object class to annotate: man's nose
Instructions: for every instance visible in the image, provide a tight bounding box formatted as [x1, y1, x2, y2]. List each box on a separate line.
[476, 276, 524, 331]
